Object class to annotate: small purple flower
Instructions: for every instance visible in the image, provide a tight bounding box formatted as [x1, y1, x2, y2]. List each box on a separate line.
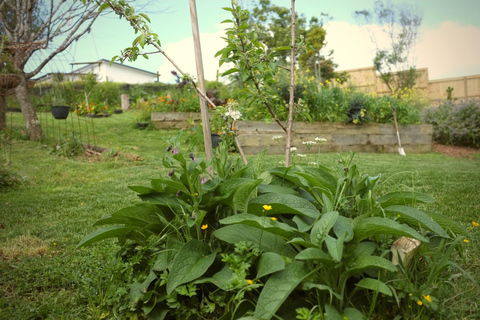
[172, 147, 179, 155]
[168, 169, 175, 177]
[176, 190, 182, 197]
[189, 153, 197, 162]
[199, 176, 207, 184]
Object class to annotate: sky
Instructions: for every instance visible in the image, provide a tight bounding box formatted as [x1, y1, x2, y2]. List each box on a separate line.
[38, 0, 480, 83]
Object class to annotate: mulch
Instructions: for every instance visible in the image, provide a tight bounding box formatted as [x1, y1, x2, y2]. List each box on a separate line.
[431, 142, 480, 158]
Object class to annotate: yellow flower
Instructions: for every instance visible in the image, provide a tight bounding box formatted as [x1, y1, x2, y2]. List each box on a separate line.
[201, 224, 208, 230]
[417, 300, 423, 306]
[247, 279, 253, 285]
[263, 205, 272, 211]
[463, 239, 469, 243]
[270, 217, 277, 221]
[423, 295, 432, 302]
[473, 221, 479, 227]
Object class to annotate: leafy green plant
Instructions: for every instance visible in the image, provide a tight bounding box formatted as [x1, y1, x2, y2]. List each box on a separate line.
[77, 143, 469, 319]
[423, 99, 480, 148]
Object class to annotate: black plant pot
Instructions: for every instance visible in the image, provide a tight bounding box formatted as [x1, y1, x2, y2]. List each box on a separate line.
[211, 133, 222, 148]
[136, 122, 149, 129]
[114, 109, 123, 114]
[51, 106, 70, 120]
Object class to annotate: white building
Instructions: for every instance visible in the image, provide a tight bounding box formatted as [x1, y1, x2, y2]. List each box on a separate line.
[36, 59, 158, 84]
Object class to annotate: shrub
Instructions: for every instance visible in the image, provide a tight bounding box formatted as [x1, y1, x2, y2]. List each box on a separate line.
[423, 100, 480, 148]
[77, 136, 469, 319]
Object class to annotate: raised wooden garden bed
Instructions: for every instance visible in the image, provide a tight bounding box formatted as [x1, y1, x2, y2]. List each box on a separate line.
[151, 112, 432, 154]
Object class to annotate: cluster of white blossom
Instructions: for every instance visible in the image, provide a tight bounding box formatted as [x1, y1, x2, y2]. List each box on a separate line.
[225, 109, 242, 120]
[315, 137, 327, 142]
[272, 135, 284, 141]
[302, 141, 317, 146]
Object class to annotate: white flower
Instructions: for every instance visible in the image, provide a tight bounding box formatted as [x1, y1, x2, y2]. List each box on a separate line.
[278, 160, 285, 165]
[290, 147, 297, 152]
[309, 162, 318, 166]
[225, 109, 242, 120]
[302, 141, 317, 145]
[272, 135, 284, 141]
[296, 154, 307, 157]
[314, 137, 327, 142]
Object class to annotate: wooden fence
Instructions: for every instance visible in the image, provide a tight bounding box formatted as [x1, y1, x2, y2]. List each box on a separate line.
[338, 66, 480, 104]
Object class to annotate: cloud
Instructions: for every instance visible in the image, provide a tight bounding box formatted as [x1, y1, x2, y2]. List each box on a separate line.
[158, 20, 480, 83]
[322, 21, 389, 71]
[157, 29, 231, 83]
[322, 20, 480, 80]
[416, 21, 480, 79]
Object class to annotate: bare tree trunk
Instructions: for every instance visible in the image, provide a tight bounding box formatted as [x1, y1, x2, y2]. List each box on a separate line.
[15, 72, 42, 140]
[285, 0, 296, 167]
[0, 95, 6, 131]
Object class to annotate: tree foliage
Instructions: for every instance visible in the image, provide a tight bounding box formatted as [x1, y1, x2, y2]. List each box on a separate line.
[248, 0, 337, 81]
[355, 0, 423, 91]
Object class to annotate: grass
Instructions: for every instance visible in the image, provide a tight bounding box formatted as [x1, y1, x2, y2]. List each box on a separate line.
[1, 111, 479, 319]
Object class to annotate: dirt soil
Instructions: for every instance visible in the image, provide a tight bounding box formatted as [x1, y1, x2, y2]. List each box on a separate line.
[432, 142, 480, 158]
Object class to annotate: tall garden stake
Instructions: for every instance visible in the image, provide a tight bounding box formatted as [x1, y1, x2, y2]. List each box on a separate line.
[189, 0, 214, 171]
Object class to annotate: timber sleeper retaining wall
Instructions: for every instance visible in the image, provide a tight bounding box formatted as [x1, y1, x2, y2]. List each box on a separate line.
[151, 112, 432, 154]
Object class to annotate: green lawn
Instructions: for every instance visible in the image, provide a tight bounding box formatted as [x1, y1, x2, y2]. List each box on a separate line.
[1, 111, 479, 319]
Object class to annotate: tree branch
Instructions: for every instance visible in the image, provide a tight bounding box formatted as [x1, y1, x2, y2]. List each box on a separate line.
[285, 0, 296, 167]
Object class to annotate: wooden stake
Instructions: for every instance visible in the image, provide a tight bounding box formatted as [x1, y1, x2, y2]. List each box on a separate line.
[189, 0, 213, 167]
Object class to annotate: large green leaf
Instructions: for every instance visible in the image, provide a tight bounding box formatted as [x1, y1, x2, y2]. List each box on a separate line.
[94, 204, 164, 228]
[213, 225, 296, 258]
[139, 192, 192, 213]
[311, 211, 339, 246]
[128, 185, 157, 194]
[384, 205, 448, 237]
[166, 239, 217, 294]
[257, 184, 298, 196]
[377, 191, 435, 208]
[248, 193, 321, 219]
[424, 210, 468, 236]
[295, 248, 334, 266]
[197, 264, 234, 290]
[333, 216, 354, 242]
[302, 283, 343, 302]
[76, 226, 140, 249]
[295, 169, 337, 197]
[325, 234, 344, 262]
[356, 278, 393, 296]
[151, 178, 190, 195]
[256, 252, 286, 279]
[346, 255, 397, 276]
[254, 261, 310, 319]
[232, 179, 263, 212]
[219, 214, 297, 238]
[324, 305, 364, 320]
[352, 217, 428, 243]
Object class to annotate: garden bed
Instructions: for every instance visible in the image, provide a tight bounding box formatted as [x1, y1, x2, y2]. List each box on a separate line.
[151, 112, 433, 154]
